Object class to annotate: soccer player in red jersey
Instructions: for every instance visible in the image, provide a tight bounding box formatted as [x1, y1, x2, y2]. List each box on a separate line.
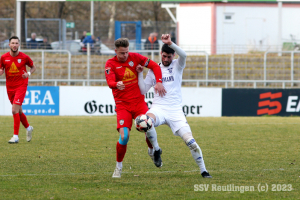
[105, 38, 166, 178]
[0, 36, 36, 144]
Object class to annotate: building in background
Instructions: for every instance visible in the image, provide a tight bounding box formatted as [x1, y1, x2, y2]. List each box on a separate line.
[163, 1, 300, 54]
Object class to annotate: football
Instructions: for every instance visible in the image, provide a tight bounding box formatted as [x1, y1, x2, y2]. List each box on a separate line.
[135, 114, 153, 132]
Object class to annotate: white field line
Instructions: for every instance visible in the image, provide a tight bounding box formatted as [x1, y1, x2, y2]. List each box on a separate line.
[228, 123, 299, 125]
[0, 168, 298, 177]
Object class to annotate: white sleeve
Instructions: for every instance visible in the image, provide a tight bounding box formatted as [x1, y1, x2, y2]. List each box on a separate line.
[169, 42, 186, 68]
[138, 71, 152, 95]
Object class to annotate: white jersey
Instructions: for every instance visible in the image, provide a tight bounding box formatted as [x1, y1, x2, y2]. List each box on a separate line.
[143, 43, 187, 110]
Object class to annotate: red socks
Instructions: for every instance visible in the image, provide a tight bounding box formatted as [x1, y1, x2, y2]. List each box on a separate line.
[116, 142, 127, 162]
[20, 112, 29, 129]
[13, 113, 20, 135]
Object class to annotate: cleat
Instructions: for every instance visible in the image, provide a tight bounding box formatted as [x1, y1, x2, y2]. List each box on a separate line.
[26, 126, 33, 142]
[201, 171, 212, 178]
[8, 137, 19, 144]
[148, 148, 154, 162]
[112, 167, 122, 178]
[153, 148, 163, 167]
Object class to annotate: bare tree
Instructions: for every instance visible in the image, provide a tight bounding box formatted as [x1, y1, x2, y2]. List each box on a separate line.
[107, 2, 116, 41]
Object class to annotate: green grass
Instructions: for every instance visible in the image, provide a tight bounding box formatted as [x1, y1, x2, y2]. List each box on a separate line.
[0, 116, 299, 199]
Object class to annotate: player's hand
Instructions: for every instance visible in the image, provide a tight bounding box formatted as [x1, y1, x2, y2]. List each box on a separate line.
[0, 68, 4, 76]
[154, 82, 167, 97]
[136, 64, 144, 73]
[161, 34, 172, 46]
[116, 81, 125, 90]
[22, 70, 29, 79]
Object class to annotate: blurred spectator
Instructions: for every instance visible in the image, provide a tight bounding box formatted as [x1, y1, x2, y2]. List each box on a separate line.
[82, 32, 95, 47]
[144, 32, 159, 51]
[81, 31, 87, 42]
[27, 32, 38, 49]
[39, 37, 52, 49]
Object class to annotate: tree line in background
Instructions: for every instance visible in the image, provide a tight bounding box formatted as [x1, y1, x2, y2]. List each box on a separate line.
[0, 1, 175, 43]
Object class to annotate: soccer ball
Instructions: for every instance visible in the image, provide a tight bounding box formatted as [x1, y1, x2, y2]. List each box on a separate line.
[135, 114, 153, 132]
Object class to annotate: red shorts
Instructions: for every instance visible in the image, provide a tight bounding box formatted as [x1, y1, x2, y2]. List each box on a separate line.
[7, 85, 27, 105]
[115, 99, 149, 131]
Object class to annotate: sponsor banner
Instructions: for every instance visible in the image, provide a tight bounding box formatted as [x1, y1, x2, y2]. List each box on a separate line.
[59, 86, 222, 117]
[23, 86, 59, 115]
[145, 87, 222, 117]
[60, 86, 115, 116]
[0, 86, 59, 116]
[222, 89, 300, 116]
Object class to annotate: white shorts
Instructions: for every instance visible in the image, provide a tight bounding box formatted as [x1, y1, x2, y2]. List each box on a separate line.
[147, 106, 190, 136]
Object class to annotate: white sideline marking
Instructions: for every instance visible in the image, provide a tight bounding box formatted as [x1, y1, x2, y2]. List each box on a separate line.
[228, 123, 299, 125]
[0, 168, 297, 177]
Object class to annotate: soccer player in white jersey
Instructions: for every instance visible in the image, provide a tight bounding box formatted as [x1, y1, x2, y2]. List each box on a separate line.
[136, 34, 212, 178]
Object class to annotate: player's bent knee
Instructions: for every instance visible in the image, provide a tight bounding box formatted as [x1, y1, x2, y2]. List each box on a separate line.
[146, 115, 155, 125]
[119, 127, 129, 145]
[180, 131, 199, 151]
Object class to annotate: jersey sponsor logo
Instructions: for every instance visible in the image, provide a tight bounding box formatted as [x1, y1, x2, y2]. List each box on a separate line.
[122, 68, 136, 82]
[116, 66, 122, 69]
[5, 60, 10, 62]
[128, 61, 134, 67]
[257, 92, 282, 115]
[105, 68, 110, 74]
[162, 76, 174, 82]
[8, 62, 19, 74]
[168, 68, 173, 73]
[18, 59, 21, 63]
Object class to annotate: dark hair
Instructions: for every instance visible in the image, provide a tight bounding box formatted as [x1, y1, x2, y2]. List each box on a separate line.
[115, 38, 129, 48]
[9, 36, 20, 42]
[161, 44, 175, 54]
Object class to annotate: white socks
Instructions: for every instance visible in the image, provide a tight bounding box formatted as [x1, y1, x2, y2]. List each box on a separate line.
[117, 162, 122, 169]
[26, 126, 31, 131]
[146, 126, 160, 151]
[189, 141, 207, 173]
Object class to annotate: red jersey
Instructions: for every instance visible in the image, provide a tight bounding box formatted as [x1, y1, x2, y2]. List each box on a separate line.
[105, 52, 162, 103]
[0, 52, 33, 89]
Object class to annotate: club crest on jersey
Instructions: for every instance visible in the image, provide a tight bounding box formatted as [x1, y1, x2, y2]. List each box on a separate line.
[18, 59, 21, 63]
[128, 61, 134, 67]
[168, 68, 173, 73]
[105, 68, 110, 74]
[119, 119, 124, 125]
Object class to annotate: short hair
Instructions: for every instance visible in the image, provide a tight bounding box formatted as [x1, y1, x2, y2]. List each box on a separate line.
[9, 36, 20, 43]
[115, 38, 129, 48]
[161, 44, 175, 54]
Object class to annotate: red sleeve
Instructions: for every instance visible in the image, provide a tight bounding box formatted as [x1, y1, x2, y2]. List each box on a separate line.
[105, 62, 117, 89]
[26, 55, 34, 67]
[145, 59, 162, 83]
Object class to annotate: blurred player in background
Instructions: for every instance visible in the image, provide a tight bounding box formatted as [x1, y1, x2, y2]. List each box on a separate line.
[0, 36, 36, 144]
[105, 38, 166, 178]
[137, 34, 212, 178]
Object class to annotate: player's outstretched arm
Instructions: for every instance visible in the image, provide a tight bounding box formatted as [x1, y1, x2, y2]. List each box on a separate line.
[138, 72, 151, 95]
[169, 43, 186, 68]
[161, 34, 187, 68]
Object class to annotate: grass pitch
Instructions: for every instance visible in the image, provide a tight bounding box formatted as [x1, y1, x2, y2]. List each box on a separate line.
[0, 116, 299, 199]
